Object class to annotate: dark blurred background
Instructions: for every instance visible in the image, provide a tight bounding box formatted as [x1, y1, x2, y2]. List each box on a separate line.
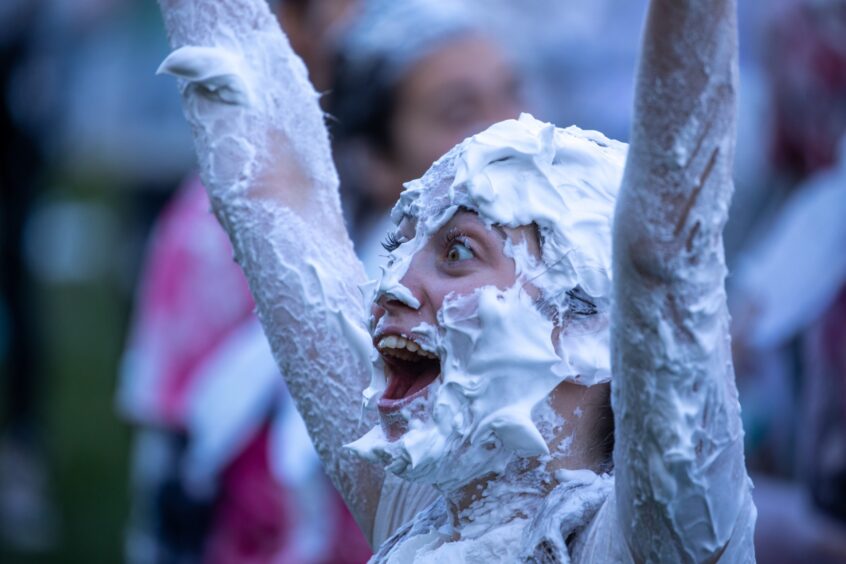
[1, 0, 191, 562]
[1, 0, 844, 562]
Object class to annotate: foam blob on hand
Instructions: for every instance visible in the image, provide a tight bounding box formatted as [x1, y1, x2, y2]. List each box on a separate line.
[158, 46, 253, 106]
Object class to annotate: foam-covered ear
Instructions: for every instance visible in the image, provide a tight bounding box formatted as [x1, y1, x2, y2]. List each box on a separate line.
[158, 46, 253, 106]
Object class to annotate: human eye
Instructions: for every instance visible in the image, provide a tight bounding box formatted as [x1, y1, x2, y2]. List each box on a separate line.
[447, 241, 474, 262]
[443, 229, 475, 263]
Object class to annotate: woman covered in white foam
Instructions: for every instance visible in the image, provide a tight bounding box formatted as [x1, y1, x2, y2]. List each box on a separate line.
[156, 0, 756, 561]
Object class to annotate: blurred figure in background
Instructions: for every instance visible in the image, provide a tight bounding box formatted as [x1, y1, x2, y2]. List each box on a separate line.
[275, 0, 356, 96]
[729, 0, 846, 561]
[766, 0, 846, 182]
[119, 177, 370, 564]
[328, 0, 522, 275]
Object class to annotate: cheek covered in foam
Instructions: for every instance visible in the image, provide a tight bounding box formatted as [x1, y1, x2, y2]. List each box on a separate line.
[504, 238, 612, 386]
[347, 283, 565, 490]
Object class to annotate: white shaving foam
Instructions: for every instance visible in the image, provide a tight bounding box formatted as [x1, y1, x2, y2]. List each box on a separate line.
[347, 114, 627, 492]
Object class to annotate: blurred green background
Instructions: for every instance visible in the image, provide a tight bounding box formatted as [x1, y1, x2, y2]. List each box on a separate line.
[1, 175, 142, 563]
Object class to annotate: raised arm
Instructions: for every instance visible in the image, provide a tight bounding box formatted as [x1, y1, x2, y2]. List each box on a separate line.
[156, 0, 383, 541]
[611, 0, 754, 561]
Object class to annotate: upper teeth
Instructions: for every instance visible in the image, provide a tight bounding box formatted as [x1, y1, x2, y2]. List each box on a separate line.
[377, 335, 437, 359]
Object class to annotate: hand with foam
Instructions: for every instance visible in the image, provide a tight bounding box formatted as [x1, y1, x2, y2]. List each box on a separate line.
[158, 45, 253, 106]
[157, 0, 344, 229]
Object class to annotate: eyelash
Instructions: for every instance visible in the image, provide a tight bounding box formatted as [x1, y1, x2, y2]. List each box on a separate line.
[443, 229, 472, 257]
[443, 228, 464, 244]
[382, 229, 475, 256]
[381, 233, 402, 252]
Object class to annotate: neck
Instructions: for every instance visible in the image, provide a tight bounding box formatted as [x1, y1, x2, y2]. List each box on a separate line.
[439, 458, 551, 540]
[438, 414, 606, 539]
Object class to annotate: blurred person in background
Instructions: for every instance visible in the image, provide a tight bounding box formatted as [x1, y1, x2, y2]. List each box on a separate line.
[328, 0, 522, 276]
[276, 0, 356, 97]
[119, 0, 521, 561]
[729, 0, 846, 561]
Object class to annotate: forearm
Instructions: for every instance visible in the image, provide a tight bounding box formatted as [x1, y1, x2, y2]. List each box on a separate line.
[611, 1, 752, 562]
[619, 0, 737, 259]
[228, 201, 382, 539]
[157, 0, 382, 539]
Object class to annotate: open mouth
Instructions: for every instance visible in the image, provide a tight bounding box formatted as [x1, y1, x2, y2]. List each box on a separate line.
[376, 334, 440, 412]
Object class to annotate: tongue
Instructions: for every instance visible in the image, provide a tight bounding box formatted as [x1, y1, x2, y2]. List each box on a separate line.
[405, 370, 437, 397]
[382, 356, 440, 400]
[382, 372, 410, 400]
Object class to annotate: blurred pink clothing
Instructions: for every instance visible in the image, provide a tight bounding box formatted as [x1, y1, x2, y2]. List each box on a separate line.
[120, 177, 370, 563]
[767, 1, 846, 177]
[120, 177, 254, 427]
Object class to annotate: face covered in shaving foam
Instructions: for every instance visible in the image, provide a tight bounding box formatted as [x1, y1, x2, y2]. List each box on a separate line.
[345, 114, 627, 492]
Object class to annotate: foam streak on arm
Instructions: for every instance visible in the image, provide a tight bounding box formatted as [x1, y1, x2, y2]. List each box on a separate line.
[157, 0, 382, 541]
[611, 1, 753, 562]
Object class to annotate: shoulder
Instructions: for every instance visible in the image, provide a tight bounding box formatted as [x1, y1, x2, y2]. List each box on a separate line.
[371, 474, 440, 548]
[521, 471, 617, 562]
[568, 487, 632, 563]
[370, 496, 448, 563]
